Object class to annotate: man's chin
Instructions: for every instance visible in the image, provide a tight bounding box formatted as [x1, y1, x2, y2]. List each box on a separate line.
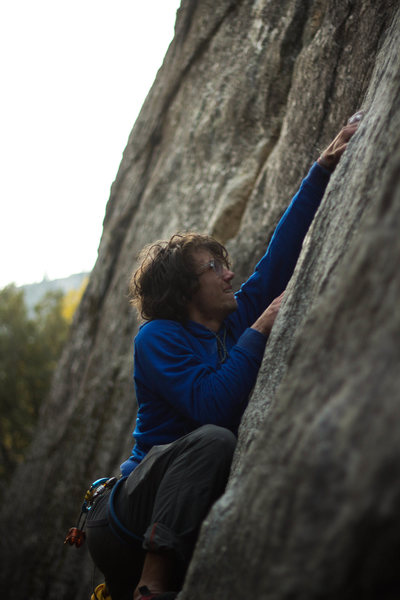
[225, 297, 238, 315]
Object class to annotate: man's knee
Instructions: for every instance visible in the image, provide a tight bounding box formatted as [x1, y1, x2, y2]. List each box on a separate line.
[194, 424, 237, 459]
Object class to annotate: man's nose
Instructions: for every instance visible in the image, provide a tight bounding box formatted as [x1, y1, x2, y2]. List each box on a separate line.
[222, 267, 235, 281]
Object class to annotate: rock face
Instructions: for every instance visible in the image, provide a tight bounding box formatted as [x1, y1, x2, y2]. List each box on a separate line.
[1, 1, 399, 599]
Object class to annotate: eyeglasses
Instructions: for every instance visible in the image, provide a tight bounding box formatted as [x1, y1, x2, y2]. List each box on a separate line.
[197, 258, 230, 277]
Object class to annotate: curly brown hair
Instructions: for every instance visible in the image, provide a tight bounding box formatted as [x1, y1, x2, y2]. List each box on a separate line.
[129, 232, 230, 322]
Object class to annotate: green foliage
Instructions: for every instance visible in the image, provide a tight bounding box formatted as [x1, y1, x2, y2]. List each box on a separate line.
[0, 285, 71, 484]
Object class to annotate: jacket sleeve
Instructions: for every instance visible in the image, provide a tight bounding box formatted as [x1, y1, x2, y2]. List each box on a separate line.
[134, 321, 267, 428]
[229, 162, 331, 332]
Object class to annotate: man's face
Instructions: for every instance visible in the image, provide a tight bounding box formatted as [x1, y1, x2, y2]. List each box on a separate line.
[186, 248, 237, 331]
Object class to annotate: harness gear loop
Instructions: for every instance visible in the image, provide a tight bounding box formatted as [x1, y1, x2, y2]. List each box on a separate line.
[64, 477, 118, 548]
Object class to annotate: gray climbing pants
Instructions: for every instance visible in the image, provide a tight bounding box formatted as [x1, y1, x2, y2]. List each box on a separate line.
[86, 424, 236, 600]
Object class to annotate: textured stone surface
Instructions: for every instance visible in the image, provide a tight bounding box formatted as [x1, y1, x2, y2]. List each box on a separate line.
[1, 1, 399, 599]
[181, 7, 400, 599]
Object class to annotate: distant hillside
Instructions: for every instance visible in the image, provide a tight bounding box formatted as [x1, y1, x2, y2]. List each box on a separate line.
[20, 272, 89, 315]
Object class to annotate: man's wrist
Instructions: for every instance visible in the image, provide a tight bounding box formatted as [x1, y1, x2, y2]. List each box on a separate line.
[251, 320, 272, 337]
[317, 155, 336, 172]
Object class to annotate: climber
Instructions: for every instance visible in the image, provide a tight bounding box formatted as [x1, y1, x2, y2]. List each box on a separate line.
[85, 114, 361, 600]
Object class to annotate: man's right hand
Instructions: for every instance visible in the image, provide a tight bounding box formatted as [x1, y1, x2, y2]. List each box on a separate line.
[251, 291, 285, 337]
[317, 111, 363, 171]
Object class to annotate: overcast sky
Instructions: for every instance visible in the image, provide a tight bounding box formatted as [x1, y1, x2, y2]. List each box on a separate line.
[0, 0, 181, 288]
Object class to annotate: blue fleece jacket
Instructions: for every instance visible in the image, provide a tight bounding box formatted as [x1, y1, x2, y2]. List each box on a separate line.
[120, 162, 330, 476]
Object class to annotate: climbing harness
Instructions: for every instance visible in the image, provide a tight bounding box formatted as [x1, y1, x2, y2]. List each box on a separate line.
[64, 477, 119, 598]
[64, 477, 118, 548]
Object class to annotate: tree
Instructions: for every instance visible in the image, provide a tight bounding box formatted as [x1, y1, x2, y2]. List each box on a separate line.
[61, 276, 88, 323]
[0, 285, 71, 485]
